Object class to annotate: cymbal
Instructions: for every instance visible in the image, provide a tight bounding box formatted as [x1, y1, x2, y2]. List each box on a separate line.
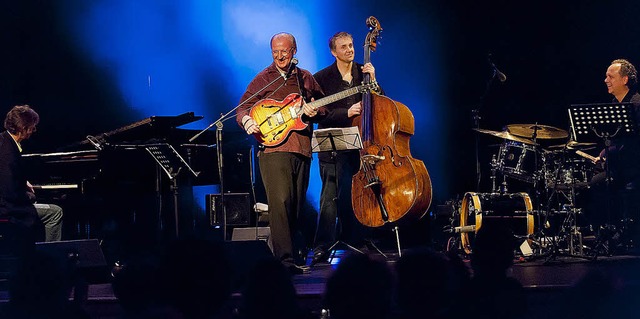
[473, 128, 537, 145]
[506, 124, 569, 139]
[547, 141, 597, 150]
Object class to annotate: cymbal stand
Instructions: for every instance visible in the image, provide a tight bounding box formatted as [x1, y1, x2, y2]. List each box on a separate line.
[472, 54, 501, 191]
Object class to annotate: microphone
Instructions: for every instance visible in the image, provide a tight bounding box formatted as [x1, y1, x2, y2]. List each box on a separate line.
[444, 225, 476, 233]
[488, 53, 507, 82]
[283, 58, 298, 79]
[493, 64, 507, 82]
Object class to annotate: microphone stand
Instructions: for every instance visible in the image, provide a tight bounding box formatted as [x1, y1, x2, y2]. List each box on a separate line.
[189, 69, 292, 240]
[473, 60, 499, 191]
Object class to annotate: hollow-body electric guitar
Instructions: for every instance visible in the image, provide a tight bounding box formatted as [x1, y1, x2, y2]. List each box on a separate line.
[249, 82, 377, 147]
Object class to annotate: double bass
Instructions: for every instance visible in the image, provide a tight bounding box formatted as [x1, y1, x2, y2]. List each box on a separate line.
[352, 16, 432, 227]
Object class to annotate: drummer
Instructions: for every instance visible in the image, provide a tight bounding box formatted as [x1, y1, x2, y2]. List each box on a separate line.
[588, 59, 640, 249]
[592, 59, 640, 183]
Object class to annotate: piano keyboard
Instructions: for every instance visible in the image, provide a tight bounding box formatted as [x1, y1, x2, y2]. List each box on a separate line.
[32, 184, 79, 190]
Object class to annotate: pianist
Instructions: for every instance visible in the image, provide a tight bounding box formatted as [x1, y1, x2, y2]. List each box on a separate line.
[0, 105, 63, 242]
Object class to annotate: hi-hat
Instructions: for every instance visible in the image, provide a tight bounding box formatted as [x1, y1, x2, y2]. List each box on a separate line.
[506, 124, 569, 139]
[548, 140, 597, 150]
[473, 128, 537, 145]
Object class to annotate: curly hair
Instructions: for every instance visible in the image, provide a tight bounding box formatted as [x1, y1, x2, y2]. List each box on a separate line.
[4, 105, 39, 135]
[612, 58, 638, 88]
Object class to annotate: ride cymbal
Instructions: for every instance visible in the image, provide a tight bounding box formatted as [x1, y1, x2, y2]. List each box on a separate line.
[506, 124, 569, 139]
[547, 141, 597, 150]
[473, 128, 537, 145]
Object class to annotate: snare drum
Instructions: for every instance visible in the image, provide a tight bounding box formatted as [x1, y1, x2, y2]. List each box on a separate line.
[459, 192, 534, 254]
[496, 141, 542, 183]
[544, 158, 593, 189]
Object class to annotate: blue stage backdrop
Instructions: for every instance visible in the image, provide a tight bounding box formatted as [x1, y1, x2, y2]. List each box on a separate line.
[56, 0, 446, 213]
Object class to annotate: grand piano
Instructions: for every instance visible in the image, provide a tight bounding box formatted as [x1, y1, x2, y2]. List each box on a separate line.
[22, 112, 256, 258]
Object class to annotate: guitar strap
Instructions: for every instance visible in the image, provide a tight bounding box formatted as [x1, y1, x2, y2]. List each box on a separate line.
[294, 68, 309, 102]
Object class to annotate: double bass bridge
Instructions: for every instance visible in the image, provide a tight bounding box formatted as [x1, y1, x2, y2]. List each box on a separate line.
[361, 154, 385, 165]
[360, 154, 385, 189]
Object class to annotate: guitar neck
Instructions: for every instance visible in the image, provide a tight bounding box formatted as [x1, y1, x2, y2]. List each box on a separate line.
[302, 85, 365, 113]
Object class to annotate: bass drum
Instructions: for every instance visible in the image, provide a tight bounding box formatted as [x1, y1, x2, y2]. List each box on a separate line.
[459, 192, 534, 254]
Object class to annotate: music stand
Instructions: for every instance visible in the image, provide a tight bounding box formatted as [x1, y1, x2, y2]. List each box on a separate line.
[569, 102, 636, 143]
[311, 127, 363, 264]
[144, 143, 199, 238]
[569, 102, 638, 256]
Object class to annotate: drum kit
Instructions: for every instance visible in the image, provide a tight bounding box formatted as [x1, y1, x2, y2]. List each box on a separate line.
[450, 123, 602, 259]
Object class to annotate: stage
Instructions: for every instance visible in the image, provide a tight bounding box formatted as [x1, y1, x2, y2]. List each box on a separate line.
[1, 249, 638, 318]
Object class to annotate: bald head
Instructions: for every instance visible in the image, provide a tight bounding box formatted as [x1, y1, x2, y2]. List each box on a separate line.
[270, 32, 297, 71]
[270, 32, 297, 51]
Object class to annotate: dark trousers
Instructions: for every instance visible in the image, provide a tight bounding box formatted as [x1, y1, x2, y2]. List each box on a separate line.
[259, 152, 313, 261]
[316, 151, 365, 248]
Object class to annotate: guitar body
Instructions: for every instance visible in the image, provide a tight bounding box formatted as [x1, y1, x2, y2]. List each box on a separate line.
[249, 93, 307, 147]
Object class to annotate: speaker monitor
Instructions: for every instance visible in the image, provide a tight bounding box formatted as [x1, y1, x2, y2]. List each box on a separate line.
[35, 239, 109, 283]
[232, 226, 272, 252]
[207, 193, 251, 227]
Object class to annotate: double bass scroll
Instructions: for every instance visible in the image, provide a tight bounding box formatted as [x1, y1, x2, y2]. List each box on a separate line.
[351, 16, 433, 228]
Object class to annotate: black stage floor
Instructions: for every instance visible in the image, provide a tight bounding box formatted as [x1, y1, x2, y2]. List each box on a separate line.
[1, 249, 639, 318]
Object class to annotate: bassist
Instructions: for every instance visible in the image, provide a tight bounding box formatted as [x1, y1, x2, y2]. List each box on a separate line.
[312, 31, 384, 262]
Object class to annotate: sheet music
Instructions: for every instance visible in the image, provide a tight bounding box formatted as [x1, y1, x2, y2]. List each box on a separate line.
[311, 126, 363, 153]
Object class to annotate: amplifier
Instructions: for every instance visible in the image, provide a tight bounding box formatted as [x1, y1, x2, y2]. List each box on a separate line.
[206, 193, 251, 227]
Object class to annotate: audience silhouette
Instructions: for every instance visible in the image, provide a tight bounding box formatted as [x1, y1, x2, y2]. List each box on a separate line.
[0, 249, 89, 319]
[238, 258, 312, 319]
[395, 248, 469, 319]
[455, 223, 526, 319]
[323, 253, 393, 319]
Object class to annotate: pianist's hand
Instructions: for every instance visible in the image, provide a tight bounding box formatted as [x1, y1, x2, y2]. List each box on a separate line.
[26, 181, 34, 193]
[26, 181, 37, 203]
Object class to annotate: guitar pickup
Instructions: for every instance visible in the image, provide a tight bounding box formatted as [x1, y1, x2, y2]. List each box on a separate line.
[275, 112, 285, 125]
[289, 107, 299, 119]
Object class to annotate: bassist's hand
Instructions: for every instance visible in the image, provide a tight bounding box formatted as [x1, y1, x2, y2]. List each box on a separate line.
[362, 63, 376, 82]
[348, 102, 362, 118]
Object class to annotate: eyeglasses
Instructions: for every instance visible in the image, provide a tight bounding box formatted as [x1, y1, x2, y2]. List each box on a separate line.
[272, 48, 293, 57]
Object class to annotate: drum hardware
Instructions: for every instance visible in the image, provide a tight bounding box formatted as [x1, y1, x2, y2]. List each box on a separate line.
[592, 218, 636, 258]
[506, 124, 569, 140]
[534, 169, 592, 261]
[489, 154, 510, 193]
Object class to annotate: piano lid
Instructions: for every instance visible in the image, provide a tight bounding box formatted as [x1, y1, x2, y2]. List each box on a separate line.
[64, 112, 204, 150]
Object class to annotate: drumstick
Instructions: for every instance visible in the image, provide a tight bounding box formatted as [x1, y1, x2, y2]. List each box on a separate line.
[575, 150, 597, 163]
